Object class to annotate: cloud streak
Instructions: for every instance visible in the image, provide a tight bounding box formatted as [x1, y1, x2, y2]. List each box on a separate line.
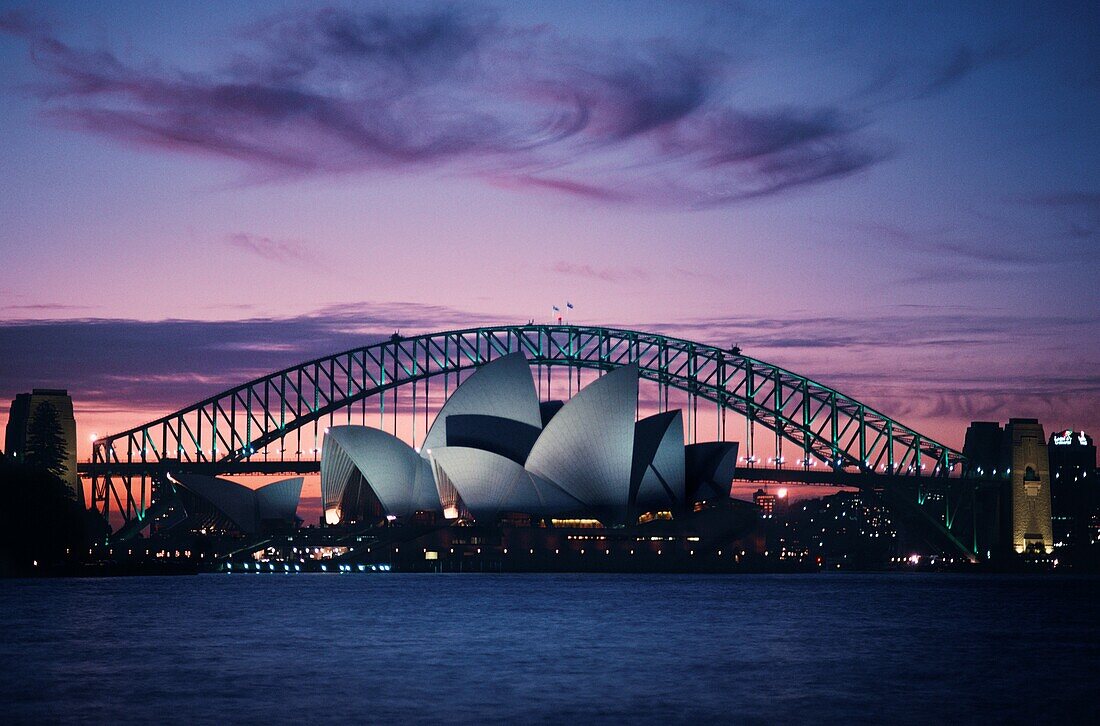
[0, 301, 503, 413]
[1, 302, 91, 312]
[1022, 191, 1100, 212]
[226, 232, 310, 264]
[650, 310, 1100, 442]
[651, 310, 1097, 353]
[551, 261, 648, 283]
[917, 41, 1030, 98]
[2, 6, 885, 207]
[0, 306, 1096, 456]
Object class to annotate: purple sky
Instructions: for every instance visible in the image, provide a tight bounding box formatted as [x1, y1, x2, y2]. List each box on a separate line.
[1, 0, 1098, 462]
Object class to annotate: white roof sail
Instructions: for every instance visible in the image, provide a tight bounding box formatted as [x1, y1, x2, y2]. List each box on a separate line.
[430, 447, 581, 522]
[256, 477, 304, 521]
[320, 431, 358, 521]
[172, 474, 304, 533]
[685, 441, 739, 503]
[525, 363, 639, 525]
[321, 426, 440, 521]
[633, 411, 686, 514]
[420, 352, 542, 457]
[172, 473, 259, 534]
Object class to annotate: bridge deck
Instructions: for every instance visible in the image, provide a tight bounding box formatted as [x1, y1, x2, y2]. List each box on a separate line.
[78, 460, 998, 490]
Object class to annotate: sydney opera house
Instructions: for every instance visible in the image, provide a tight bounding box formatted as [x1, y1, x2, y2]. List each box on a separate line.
[132, 353, 753, 571]
[320, 353, 740, 530]
[153, 473, 304, 537]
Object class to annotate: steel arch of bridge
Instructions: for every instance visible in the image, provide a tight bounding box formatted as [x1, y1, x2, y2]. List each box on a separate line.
[90, 323, 963, 527]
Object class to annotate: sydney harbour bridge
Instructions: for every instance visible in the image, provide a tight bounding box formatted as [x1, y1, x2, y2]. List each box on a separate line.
[82, 324, 989, 560]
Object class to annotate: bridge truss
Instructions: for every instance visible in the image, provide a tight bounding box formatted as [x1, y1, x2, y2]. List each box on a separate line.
[89, 324, 965, 538]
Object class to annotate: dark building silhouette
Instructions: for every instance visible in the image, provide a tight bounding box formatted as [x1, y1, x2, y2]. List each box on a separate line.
[778, 490, 897, 568]
[5, 389, 80, 502]
[962, 421, 1003, 477]
[1048, 430, 1097, 549]
[753, 488, 776, 518]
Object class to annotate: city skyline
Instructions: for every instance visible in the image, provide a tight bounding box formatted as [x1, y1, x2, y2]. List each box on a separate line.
[3, 6, 1098, 723]
[1, 0, 1098, 459]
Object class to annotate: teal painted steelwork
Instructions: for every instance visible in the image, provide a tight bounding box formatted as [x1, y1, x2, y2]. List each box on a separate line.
[90, 324, 965, 529]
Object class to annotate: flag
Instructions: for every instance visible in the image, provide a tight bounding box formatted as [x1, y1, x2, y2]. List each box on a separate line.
[566, 302, 574, 309]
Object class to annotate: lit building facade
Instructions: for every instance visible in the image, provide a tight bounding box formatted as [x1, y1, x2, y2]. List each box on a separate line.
[753, 489, 776, 518]
[158, 474, 303, 536]
[319, 353, 740, 528]
[1004, 419, 1054, 554]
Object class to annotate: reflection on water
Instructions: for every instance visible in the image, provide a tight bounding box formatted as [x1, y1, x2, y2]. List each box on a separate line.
[1, 574, 1096, 723]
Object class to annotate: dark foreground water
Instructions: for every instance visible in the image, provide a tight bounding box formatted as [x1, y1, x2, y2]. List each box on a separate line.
[1, 574, 1097, 724]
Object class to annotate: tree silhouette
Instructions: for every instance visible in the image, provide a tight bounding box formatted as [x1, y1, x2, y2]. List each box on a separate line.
[0, 457, 108, 575]
[25, 401, 69, 484]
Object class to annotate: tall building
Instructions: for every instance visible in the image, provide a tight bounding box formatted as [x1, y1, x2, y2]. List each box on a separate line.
[964, 418, 1057, 557]
[1003, 419, 1054, 554]
[962, 421, 1003, 477]
[5, 389, 81, 501]
[1048, 430, 1097, 549]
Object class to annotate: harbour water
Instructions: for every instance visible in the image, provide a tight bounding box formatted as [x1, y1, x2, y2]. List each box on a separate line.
[1, 573, 1096, 723]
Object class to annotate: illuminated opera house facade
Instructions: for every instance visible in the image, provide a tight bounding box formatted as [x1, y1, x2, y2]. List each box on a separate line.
[320, 353, 740, 530]
[156, 473, 304, 536]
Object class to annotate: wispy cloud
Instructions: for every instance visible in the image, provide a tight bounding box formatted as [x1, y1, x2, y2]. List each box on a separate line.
[648, 310, 1100, 437]
[922, 241, 1042, 265]
[1, 307, 1096, 445]
[1021, 191, 1100, 211]
[1, 302, 91, 312]
[0, 301, 503, 412]
[916, 41, 1030, 98]
[854, 39, 1032, 106]
[225, 232, 310, 264]
[551, 261, 649, 283]
[1, 6, 885, 208]
[841, 210, 1095, 286]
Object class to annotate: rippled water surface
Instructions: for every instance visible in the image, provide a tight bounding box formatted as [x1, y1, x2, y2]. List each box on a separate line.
[1, 573, 1097, 723]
